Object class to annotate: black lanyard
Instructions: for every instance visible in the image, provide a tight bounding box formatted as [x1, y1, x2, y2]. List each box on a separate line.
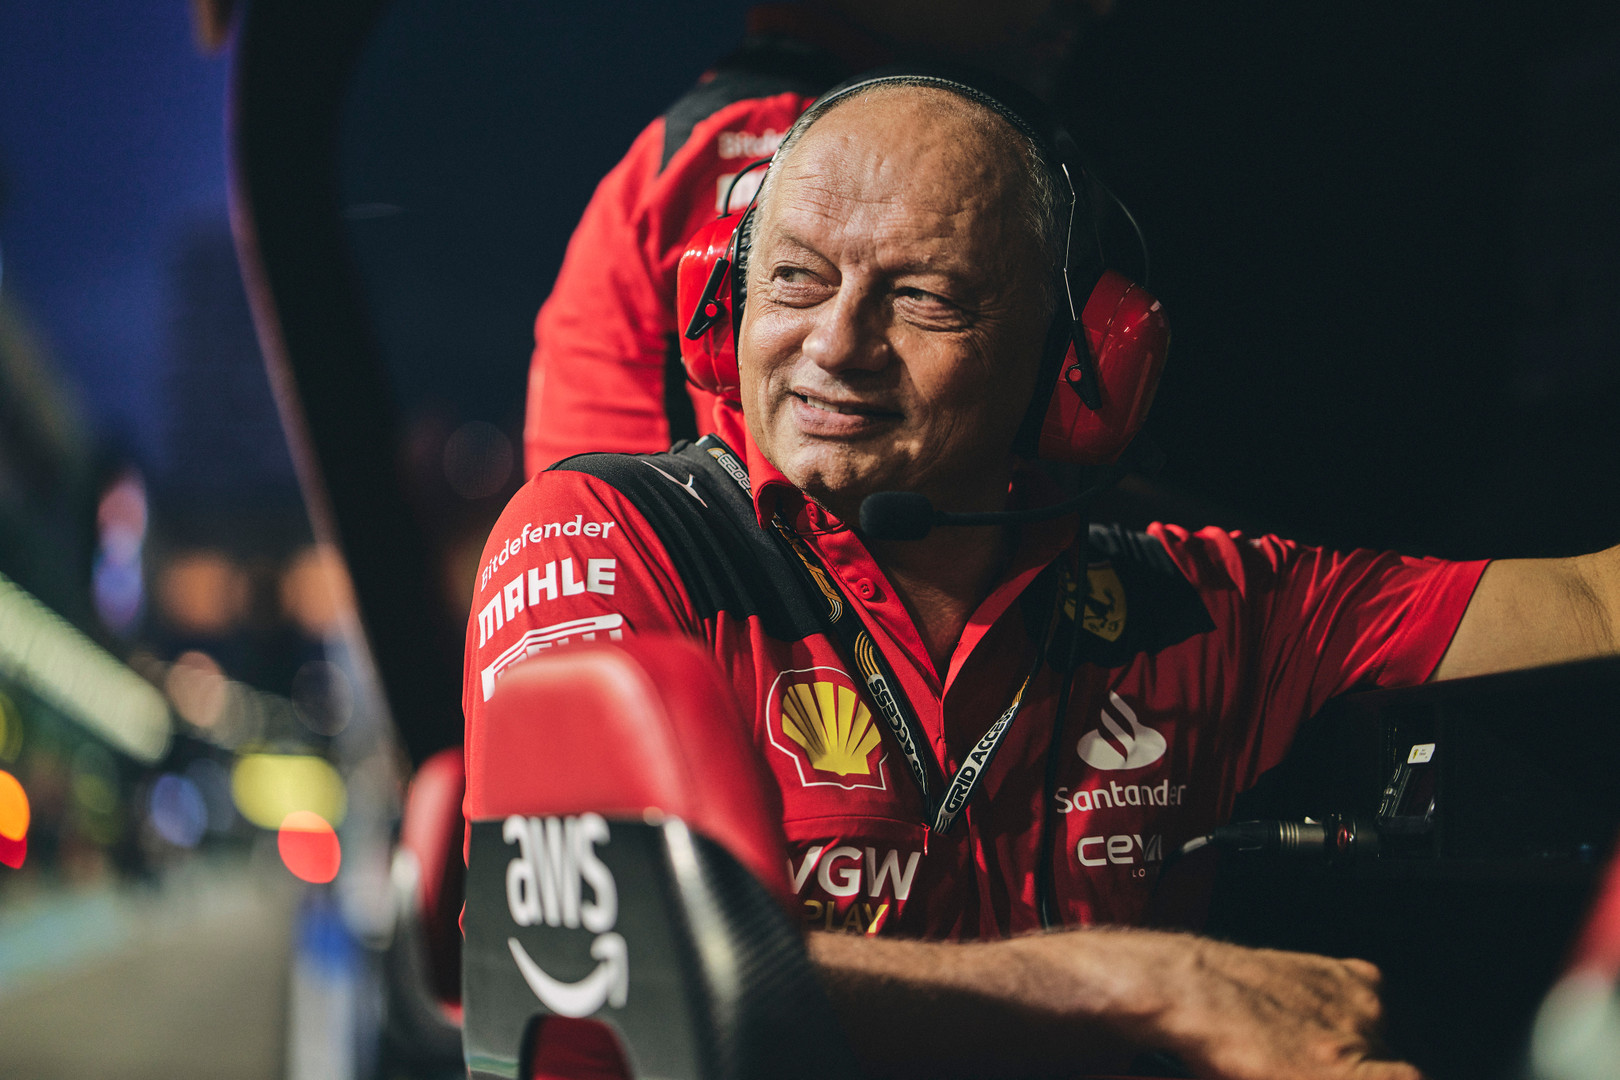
[698, 436, 1062, 835]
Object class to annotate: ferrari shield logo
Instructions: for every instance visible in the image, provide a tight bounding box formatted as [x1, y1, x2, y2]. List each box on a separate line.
[1065, 564, 1126, 643]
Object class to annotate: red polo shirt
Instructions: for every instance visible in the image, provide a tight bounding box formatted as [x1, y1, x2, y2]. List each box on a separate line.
[464, 428, 1487, 941]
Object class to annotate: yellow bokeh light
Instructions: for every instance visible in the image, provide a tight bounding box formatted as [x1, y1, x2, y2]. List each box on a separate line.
[230, 753, 346, 830]
[0, 770, 29, 841]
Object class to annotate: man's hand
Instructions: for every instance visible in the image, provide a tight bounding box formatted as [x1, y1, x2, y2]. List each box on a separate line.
[1023, 930, 1423, 1080]
[812, 927, 1424, 1080]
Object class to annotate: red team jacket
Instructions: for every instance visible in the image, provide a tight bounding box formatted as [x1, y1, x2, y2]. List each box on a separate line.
[464, 429, 1488, 942]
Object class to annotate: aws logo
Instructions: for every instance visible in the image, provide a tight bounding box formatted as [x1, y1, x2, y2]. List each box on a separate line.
[502, 813, 627, 1019]
[1076, 691, 1167, 771]
[766, 668, 889, 791]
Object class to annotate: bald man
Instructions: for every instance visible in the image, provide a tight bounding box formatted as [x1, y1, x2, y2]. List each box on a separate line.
[470, 74, 1620, 1079]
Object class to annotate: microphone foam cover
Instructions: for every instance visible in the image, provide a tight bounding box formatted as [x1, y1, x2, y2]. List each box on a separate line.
[859, 491, 936, 541]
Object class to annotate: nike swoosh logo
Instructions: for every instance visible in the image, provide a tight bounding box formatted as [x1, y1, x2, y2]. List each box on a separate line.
[507, 932, 629, 1018]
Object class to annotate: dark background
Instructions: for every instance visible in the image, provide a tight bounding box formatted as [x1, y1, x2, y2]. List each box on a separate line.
[1070, 1, 1620, 559]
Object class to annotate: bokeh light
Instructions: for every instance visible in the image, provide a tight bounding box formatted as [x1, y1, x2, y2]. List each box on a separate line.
[231, 752, 347, 830]
[185, 757, 237, 834]
[290, 660, 352, 736]
[164, 650, 230, 730]
[70, 742, 120, 815]
[93, 470, 149, 635]
[277, 810, 341, 883]
[0, 690, 23, 762]
[96, 470, 149, 556]
[148, 773, 207, 848]
[156, 550, 250, 636]
[0, 769, 29, 869]
[279, 544, 355, 640]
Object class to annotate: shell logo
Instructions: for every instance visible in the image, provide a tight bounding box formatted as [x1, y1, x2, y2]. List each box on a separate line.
[766, 668, 889, 791]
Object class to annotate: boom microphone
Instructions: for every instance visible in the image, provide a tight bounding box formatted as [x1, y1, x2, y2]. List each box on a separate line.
[858, 437, 1165, 542]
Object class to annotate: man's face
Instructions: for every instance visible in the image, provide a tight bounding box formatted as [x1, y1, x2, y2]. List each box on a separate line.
[736, 88, 1051, 522]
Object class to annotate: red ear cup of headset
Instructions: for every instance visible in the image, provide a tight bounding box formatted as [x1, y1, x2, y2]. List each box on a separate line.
[676, 212, 747, 398]
[1038, 271, 1170, 465]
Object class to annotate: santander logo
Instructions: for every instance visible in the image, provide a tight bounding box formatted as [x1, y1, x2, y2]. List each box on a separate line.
[1077, 692, 1167, 771]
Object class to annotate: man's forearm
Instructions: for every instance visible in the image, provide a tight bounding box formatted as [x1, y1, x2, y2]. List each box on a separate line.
[808, 927, 1420, 1080]
[807, 929, 1135, 1079]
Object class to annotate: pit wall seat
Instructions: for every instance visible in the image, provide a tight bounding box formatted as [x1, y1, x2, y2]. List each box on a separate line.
[383, 745, 467, 1071]
[461, 635, 860, 1080]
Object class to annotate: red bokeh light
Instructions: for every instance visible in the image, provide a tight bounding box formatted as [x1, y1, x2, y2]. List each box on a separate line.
[277, 810, 341, 884]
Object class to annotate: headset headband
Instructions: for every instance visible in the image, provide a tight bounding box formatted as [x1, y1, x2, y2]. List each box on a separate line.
[774, 67, 1092, 282]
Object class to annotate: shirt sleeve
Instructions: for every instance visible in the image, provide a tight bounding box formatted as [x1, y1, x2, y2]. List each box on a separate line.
[523, 93, 815, 477]
[1148, 523, 1489, 780]
[462, 469, 702, 734]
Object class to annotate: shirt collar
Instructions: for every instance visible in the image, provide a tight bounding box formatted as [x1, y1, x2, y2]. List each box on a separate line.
[739, 419, 814, 529]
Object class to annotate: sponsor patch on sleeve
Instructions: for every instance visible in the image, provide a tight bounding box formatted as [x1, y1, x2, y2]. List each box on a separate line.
[480, 613, 627, 701]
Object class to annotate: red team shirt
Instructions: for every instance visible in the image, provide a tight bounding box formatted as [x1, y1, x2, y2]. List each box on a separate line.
[464, 426, 1488, 942]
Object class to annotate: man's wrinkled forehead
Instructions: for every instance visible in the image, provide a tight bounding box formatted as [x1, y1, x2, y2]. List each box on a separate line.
[759, 86, 1028, 244]
[775, 84, 1022, 189]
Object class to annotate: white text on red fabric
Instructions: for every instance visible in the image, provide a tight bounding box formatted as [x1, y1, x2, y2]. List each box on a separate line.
[480, 516, 618, 592]
[478, 558, 617, 647]
[787, 845, 922, 902]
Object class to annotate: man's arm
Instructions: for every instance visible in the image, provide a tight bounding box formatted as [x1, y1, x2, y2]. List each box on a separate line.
[810, 928, 1422, 1080]
[1434, 545, 1620, 680]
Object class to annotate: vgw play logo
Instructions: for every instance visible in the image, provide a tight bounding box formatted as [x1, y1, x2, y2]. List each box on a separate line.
[502, 813, 627, 1018]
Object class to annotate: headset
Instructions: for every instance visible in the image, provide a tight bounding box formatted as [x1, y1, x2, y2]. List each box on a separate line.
[676, 68, 1169, 473]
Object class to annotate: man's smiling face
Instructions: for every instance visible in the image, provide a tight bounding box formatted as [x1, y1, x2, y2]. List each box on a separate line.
[736, 86, 1052, 524]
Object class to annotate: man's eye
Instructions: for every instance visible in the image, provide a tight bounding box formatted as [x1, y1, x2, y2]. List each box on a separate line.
[766, 268, 827, 304]
[895, 288, 968, 327]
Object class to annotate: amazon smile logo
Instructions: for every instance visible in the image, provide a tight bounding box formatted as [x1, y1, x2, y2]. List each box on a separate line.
[1076, 692, 1167, 771]
[502, 813, 628, 1017]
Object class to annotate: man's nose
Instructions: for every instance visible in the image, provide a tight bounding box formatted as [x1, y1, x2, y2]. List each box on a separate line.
[800, 288, 890, 375]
